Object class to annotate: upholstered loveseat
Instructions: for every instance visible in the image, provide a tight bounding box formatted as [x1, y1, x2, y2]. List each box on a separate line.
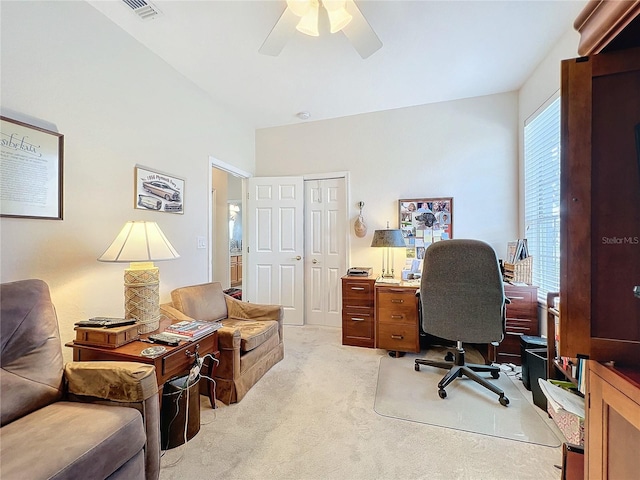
[161, 282, 284, 404]
[0, 279, 161, 480]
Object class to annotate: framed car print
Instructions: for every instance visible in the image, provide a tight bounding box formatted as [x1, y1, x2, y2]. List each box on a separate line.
[134, 165, 184, 214]
[399, 197, 453, 259]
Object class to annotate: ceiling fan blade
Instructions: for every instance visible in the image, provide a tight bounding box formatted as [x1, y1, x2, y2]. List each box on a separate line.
[259, 7, 299, 56]
[341, 0, 382, 59]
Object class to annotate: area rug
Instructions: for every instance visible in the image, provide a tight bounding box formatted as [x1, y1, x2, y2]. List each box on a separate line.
[374, 349, 561, 447]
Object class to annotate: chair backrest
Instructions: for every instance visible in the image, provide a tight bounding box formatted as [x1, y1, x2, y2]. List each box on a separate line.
[1, 279, 64, 426]
[420, 239, 505, 344]
[170, 282, 229, 322]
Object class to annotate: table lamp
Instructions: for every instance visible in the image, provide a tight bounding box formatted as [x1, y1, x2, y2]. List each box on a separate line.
[370, 224, 406, 278]
[98, 221, 179, 333]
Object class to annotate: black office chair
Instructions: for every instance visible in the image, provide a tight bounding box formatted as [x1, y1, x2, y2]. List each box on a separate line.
[414, 239, 510, 406]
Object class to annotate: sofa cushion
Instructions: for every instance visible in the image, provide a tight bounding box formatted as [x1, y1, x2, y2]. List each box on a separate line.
[222, 318, 279, 352]
[0, 401, 145, 480]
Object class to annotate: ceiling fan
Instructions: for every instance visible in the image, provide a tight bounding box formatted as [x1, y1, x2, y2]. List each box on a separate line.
[259, 0, 382, 59]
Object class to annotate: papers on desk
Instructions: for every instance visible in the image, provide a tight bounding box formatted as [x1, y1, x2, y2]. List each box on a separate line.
[376, 277, 401, 284]
[538, 379, 585, 419]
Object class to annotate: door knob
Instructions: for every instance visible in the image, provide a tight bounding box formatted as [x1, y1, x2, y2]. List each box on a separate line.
[312, 259, 320, 264]
[295, 256, 302, 261]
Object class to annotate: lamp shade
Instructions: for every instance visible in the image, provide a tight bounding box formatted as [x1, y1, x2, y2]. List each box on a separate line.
[324, 0, 352, 32]
[98, 221, 179, 263]
[296, 0, 320, 36]
[370, 229, 405, 248]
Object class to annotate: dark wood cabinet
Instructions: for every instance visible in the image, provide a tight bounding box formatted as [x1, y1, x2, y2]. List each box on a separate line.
[561, 4, 640, 477]
[491, 284, 539, 365]
[560, 46, 640, 366]
[341, 275, 376, 348]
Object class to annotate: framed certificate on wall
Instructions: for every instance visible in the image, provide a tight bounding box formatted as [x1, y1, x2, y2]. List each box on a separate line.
[1, 116, 64, 220]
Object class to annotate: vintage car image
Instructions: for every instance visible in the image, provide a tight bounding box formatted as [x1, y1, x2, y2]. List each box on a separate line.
[164, 202, 183, 213]
[142, 180, 181, 201]
[137, 194, 162, 210]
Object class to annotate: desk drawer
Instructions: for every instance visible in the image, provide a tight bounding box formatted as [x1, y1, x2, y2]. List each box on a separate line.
[342, 311, 374, 343]
[377, 291, 417, 325]
[343, 279, 375, 307]
[162, 335, 216, 380]
[377, 323, 419, 353]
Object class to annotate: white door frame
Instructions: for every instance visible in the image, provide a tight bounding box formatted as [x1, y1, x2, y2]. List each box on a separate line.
[208, 156, 252, 283]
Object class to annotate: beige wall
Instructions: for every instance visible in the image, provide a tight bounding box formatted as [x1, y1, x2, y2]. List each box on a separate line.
[256, 92, 521, 271]
[1, 0, 581, 354]
[0, 1, 255, 360]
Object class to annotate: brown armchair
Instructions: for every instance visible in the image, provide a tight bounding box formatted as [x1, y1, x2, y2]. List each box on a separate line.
[0, 279, 160, 480]
[161, 282, 284, 404]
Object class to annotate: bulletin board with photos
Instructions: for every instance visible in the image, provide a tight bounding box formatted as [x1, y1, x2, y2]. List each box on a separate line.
[399, 197, 453, 259]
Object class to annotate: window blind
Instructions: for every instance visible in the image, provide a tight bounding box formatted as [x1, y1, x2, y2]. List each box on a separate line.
[524, 96, 561, 303]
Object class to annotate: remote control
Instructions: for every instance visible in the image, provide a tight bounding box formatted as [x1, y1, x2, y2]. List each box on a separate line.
[148, 333, 180, 346]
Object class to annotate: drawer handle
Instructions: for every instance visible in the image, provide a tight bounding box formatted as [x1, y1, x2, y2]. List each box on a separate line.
[391, 299, 404, 303]
[507, 296, 525, 300]
[351, 317, 365, 322]
[351, 287, 365, 291]
[391, 335, 404, 340]
[185, 344, 200, 357]
[391, 315, 404, 319]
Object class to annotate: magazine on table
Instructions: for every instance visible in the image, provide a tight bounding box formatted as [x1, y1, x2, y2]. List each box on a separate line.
[163, 320, 221, 340]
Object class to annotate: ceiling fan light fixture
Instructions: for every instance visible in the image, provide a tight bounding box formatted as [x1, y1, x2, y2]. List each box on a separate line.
[326, 7, 352, 33]
[296, 0, 320, 37]
[286, 0, 311, 17]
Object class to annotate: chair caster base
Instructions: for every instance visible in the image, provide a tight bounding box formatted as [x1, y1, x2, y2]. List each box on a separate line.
[499, 396, 509, 406]
[438, 389, 447, 399]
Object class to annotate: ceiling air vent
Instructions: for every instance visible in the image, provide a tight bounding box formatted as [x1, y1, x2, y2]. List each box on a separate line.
[122, 0, 162, 21]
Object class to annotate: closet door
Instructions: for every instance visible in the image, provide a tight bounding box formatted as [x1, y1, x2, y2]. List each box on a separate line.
[304, 178, 347, 327]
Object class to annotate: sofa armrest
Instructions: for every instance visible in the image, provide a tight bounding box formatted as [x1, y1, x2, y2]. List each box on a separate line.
[225, 296, 284, 322]
[64, 362, 160, 480]
[217, 326, 241, 350]
[65, 361, 157, 402]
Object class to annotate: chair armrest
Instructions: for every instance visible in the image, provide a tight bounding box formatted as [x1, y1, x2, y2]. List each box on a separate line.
[64, 361, 158, 402]
[160, 303, 194, 323]
[225, 295, 283, 322]
[217, 326, 241, 350]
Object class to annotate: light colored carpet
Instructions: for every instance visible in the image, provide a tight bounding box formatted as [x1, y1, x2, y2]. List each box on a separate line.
[374, 348, 561, 447]
[159, 326, 565, 480]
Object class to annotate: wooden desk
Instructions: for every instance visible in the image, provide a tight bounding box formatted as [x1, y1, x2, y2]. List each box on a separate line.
[66, 318, 220, 408]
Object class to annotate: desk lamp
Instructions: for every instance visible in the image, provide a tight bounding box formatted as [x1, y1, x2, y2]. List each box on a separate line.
[98, 221, 179, 333]
[370, 223, 405, 278]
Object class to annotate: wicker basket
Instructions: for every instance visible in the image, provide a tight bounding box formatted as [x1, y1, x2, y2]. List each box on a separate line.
[504, 256, 533, 284]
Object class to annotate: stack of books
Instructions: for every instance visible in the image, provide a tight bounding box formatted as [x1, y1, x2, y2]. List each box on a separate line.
[162, 320, 222, 341]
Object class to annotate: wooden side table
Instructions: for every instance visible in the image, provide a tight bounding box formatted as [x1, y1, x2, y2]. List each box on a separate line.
[66, 317, 220, 408]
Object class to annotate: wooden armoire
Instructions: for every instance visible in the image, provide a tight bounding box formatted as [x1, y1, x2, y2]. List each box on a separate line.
[559, 1, 640, 478]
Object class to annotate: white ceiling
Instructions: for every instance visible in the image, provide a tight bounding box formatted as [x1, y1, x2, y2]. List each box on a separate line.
[88, 0, 587, 129]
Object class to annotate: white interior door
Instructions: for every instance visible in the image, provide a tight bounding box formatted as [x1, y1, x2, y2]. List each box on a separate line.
[304, 178, 347, 327]
[246, 176, 304, 325]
